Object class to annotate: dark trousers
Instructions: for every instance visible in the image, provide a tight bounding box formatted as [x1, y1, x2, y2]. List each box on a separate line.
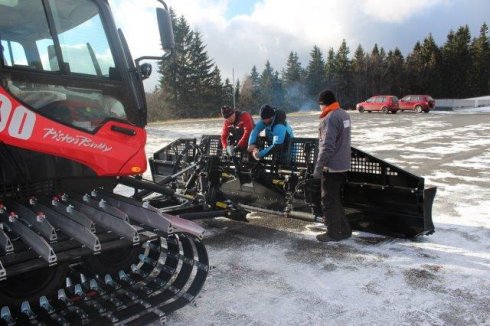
[321, 172, 351, 240]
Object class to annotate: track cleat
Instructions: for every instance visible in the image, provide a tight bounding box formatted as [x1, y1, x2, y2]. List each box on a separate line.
[118, 270, 134, 285]
[65, 277, 72, 289]
[0, 306, 15, 325]
[39, 296, 55, 313]
[74, 284, 85, 298]
[131, 264, 148, 278]
[139, 253, 156, 265]
[20, 301, 36, 319]
[104, 274, 120, 289]
[58, 289, 88, 319]
[89, 278, 103, 293]
[58, 289, 72, 306]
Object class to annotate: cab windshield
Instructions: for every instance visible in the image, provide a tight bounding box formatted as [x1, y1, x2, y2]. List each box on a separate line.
[0, 0, 134, 132]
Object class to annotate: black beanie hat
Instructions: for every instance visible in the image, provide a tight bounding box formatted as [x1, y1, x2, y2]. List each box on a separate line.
[221, 105, 234, 118]
[318, 89, 336, 106]
[260, 105, 276, 119]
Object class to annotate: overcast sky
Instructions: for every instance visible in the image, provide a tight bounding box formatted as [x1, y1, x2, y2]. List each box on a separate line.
[109, 0, 490, 90]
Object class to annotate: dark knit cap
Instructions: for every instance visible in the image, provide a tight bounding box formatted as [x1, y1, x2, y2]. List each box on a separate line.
[260, 105, 276, 119]
[221, 105, 234, 118]
[318, 89, 336, 106]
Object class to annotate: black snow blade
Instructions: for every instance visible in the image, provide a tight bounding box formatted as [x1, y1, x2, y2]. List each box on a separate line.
[343, 147, 436, 238]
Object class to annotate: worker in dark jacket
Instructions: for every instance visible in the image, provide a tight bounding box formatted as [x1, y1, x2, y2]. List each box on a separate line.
[247, 105, 294, 160]
[220, 106, 255, 156]
[313, 90, 352, 242]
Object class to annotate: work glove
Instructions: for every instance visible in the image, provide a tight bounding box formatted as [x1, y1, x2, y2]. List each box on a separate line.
[226, 145, 235, 156]
[252, 149, 261, 161]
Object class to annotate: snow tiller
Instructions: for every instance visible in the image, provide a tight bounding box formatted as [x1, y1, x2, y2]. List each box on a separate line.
[139, 135, 436, 238]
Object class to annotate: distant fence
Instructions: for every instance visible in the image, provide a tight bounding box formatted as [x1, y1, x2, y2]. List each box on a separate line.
[435, 98, 490, 110]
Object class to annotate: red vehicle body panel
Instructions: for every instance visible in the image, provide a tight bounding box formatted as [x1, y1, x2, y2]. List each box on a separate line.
[399, 95, 435, 112]
[356, 95, 399, 113]
[0, 87, 147, 176]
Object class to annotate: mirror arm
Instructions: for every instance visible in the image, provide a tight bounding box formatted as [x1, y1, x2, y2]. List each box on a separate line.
[156, 0, 169, 10]
[135, 50, 173, 67]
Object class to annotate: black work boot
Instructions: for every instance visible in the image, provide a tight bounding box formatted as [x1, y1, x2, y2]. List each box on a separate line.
[316, 232, 339, 242]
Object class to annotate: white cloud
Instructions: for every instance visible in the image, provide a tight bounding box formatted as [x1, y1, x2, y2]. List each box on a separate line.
[361, 0, 449, 23]
[110, 0, 354, 86]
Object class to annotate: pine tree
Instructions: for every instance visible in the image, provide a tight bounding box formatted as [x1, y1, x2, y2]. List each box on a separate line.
[469, 22, 490, 96]
[405, 41, 422, 94]
[188, 31, 216, 117]
[283, 51, 305, 110]
[283, 52, 303, 85]
[367, 44, 384, 95]
[352, 44, 368, 102]
[441, 25, 472, 98]
[234, 79, 240, 109]
[272, 71, 285, 110]
[420, 34, 443, 97]
[334, 40, 353, 107]
[156, 10, 184, 119]
[305, 45, 326, 105]
[377, 47, 388, 94]
[383, 48, 405, 97]
[155, 11, 221, 119]
[208, 65, 224, 116]
[250, 66, 261, 112]
[406, 35, 442, 96]
[157, 13, 195, 119]
[222, 77, 234, 108]
[324, 48, 336, 91]
[259, 61, 275, 105]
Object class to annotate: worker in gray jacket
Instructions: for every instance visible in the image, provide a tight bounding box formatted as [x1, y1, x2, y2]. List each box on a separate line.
[312, 89, 352, 242]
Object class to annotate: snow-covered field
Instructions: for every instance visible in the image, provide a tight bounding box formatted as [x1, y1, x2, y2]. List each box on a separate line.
[147, 108, 490, 325]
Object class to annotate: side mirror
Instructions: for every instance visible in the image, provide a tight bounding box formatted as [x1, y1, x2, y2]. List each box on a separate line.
[156, 7, 175, 53]
[134, 4, 174, 67]
[139, 63, 152, 80]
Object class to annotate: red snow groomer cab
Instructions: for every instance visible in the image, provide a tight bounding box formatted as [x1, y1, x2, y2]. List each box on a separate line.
[0, 0, 208, 324]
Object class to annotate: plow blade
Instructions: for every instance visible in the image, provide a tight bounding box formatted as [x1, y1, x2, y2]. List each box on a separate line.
[343, 147, 436, 237]
[149, 136, 436, 238]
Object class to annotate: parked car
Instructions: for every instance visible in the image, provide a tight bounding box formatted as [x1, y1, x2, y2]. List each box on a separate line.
[399, 95, 435, 113]
[356, 95, 399, 114]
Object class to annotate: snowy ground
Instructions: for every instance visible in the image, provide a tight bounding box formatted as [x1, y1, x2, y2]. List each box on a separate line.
[146, 108, 490, 325]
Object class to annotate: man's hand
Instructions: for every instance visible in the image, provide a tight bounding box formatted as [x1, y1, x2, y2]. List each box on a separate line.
[312, 167, 323, 179]
[252, 148, 261, 160]
[226, 145, 235, 156]
[247, 144, 257, 153]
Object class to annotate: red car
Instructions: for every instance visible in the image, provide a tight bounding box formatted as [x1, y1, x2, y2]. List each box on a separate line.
[356, 95, 399, 114]
[399, 95, 435, 113]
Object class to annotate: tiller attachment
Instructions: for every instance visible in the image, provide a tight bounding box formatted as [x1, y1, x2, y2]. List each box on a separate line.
[144, 135, 435, 238]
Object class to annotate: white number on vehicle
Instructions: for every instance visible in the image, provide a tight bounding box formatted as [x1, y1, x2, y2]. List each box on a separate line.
[0, 94, 12, 132]
[0, 94, 36, 140]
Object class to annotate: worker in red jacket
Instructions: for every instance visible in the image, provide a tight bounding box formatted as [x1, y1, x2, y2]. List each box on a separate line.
[220, 106, 255, 156]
